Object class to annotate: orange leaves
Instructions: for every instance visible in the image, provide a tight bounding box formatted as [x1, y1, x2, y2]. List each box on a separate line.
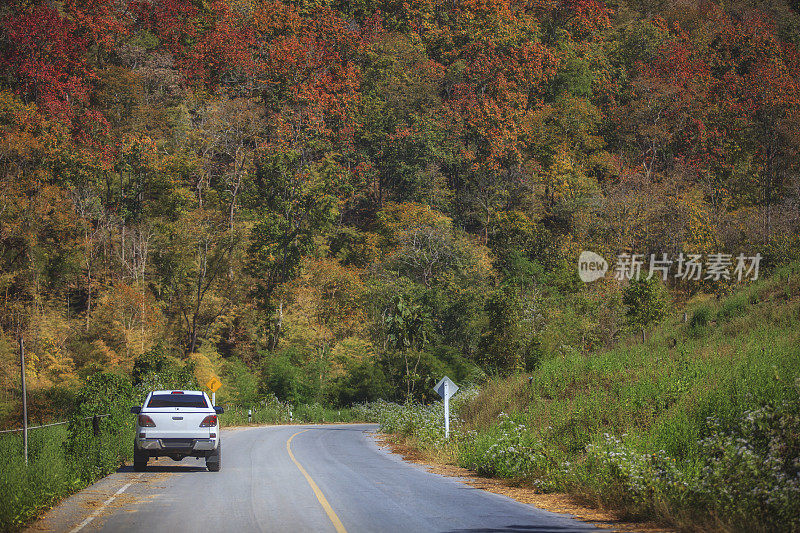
[253, 0, 302, 37]
[447, 36, 557, 174]
[560, 0, 612, 38]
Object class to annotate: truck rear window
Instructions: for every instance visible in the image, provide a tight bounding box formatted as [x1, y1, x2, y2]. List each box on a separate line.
[147, 394, 208, 408]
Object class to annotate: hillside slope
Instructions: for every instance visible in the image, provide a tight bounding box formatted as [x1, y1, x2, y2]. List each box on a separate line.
[377, 264, 800, 532]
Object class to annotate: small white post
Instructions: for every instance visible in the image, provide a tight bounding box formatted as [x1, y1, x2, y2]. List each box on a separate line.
[212, 392, 215, 406]
[444, 380, 450, 439]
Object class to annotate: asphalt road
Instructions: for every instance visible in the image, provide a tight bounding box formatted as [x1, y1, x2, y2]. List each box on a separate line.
[30, 424, 601, 533]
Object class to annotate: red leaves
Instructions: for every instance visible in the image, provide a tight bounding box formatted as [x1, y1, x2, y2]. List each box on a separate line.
[62, 0, 127, 47]
[190, 2, 257, 86]
[131, 0, 201, 50]
[2, 4, 92, 118]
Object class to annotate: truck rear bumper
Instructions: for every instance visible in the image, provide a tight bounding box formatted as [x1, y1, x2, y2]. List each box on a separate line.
[137, 437, 218, 454]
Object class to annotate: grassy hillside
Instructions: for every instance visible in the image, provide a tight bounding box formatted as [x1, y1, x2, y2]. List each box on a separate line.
[374, 264, 800, 532]
[464, 265, 800, 460]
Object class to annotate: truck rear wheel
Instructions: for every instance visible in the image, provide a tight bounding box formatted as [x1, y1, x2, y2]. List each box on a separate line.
[206, 444, 221, 472]
[133, 448, 149, 472]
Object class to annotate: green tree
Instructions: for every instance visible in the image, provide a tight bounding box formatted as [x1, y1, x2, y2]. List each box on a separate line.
[331, 359, 391, 405]
[622, 276, 670, 331]
[131, 344, 197, 395]
[384, 295, 430, 400]
[247, 151, 340, 349]
[479, 285, 542, 374]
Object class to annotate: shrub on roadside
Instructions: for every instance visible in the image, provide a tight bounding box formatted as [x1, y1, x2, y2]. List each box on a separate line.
[459, 413, 554, 481]
[371, 386, 800, 532]
[688, 306, 712, 336]
[695, 400, 800, 531]
[65, 372, 134, 483]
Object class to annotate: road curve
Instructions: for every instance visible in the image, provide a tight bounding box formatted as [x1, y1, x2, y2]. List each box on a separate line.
[29, 424, 601, 533]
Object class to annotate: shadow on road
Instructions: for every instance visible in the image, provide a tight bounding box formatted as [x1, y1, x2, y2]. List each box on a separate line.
[302, 425, 378, 431]
[445, 527, 595, 532]
[117, 464, 209, 473]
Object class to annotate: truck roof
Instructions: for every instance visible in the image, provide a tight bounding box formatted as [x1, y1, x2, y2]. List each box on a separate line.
[148, 390, 205, 395]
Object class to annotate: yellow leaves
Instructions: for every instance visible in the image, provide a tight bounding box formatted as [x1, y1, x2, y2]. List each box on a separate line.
[541, 148, 598, 203]
[557, 234, 584, 265]
[92, 283, 165, 363]
[0, 90, 44, 161]
[679, 188, 719, 255]
[467, 236, 494, 279]
[18, 311, 78, 388]
[283, 257, 366, 344]
[92, 340, 120, 367]
[376, 201, 453, 250]
[188, 352, 217, 390]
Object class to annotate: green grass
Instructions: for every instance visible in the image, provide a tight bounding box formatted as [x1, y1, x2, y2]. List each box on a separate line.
[463, 265, 800, 456]
[0, 425, 82, 530]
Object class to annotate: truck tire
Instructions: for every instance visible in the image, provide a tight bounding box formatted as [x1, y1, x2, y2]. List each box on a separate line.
[133, 448, 149, 472]
[206, 444, 221, 472]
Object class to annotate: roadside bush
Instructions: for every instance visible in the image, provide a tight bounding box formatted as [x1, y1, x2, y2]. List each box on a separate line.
[695, 401, 800, 531]
[65, 372, 134, 483]
[688, 306, 712, 336]
[459, 413, 553, 481]
[331, 360, 392, 405]
[0, 425, 78, 531]
[582, 434, 687, 516]
[368, 388, 478, 446]
[221, 358, 259, 406]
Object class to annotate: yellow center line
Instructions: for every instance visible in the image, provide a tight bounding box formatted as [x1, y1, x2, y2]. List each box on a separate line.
[287, 429, 348, 533]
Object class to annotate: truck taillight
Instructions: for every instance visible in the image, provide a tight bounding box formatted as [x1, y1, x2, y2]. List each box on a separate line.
[200, 415, 217, 427]
[138, 414, 156, 427]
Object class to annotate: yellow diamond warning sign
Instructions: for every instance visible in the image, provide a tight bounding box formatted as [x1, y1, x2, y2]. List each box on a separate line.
[206, 376, 222, 392]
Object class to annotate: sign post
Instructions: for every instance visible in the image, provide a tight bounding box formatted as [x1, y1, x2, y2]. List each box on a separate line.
[433, 376, 458, 439]
[206, 376, 222, 405]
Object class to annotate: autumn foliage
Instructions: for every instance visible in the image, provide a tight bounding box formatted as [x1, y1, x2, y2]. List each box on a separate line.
[0, 0, 799, 411]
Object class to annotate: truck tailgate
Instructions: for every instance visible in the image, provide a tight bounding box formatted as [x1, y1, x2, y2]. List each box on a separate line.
[142, 408, 213, 438]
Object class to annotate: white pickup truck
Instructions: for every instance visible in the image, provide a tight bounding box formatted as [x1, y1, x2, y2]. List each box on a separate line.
[130, 390, 224, 472]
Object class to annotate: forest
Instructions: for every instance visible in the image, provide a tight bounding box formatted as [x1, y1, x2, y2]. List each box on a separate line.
[1, 0, 800, 421]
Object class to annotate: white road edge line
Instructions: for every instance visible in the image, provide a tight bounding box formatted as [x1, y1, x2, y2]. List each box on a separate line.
[68, 474, 142, 533]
